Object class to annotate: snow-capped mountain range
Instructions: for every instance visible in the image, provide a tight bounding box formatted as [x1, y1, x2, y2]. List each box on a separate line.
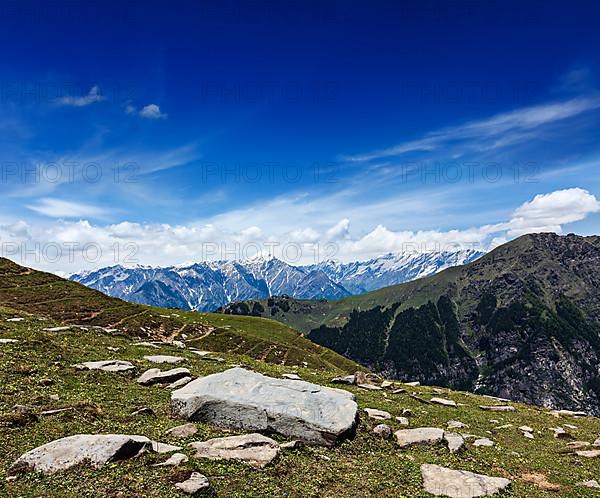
[70, 250, 483, 312]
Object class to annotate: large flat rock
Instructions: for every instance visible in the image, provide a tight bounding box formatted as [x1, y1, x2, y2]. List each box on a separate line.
[73, 360, 135, 373]
[421, 464, 511, 497]
[171, 367, 358, 446]
[9, 434, 151, 475]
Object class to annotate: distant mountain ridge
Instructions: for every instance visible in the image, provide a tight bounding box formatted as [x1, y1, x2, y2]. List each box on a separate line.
[69, 250, 483, 311]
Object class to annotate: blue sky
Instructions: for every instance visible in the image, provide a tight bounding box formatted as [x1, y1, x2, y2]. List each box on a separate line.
[1, 0, 600, 272]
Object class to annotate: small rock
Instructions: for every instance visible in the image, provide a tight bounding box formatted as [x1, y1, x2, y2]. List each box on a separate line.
[153, 453, 188, 467]
[431, 397, 457, 408]
[175, 472, 210, 494]
[578, 480, 600, 489]
[381, 381, 393, 388]
[447, 421, 467, 429]
[131, 407, 155, 417]
[199, 356, 225, 363]
[518, 426, 533, 433]
[522, 432, 534, 439]
[0, 338, 19, 344]
[167, 376, 193, 389]
[143, 355, 185, 364]
[404, 381, 420, 386]
[6, 317, 24, 322]
[166, 423, 197, 438]
[282, 373, 301, 380]
[331, 375, 355, 385]
[551, 409, 587, 417]
[594, 438, 600, 446]
[152, 442, 182, 453]
[550, 427, 573, 439]
[479, 405, 515, 412]
[132, 342, 160, 349]
[392, 388, 407, 394]
[190, 433, 280, 468]
[421, 463, 511, 498]
[444, 432, 465, 453]
[495, 424, 513, 430]
[73, 360, 135, 373]
[137, 367, 190, 386]
[40, 408, 71, 416]
[395, 428, 444, 448]
[566, 441, 590, 449]
[364, 408, 391, 420]
[401, 409, 413, 417]
[107, 347, 120, 352]
[473, 438, 494, 447]
[489, 419, 500, 424]
[49, 394, 60, 401]
[373, 424, 392, 439]
[43, 327, 71, 332]
[171, 340, 186, 349]
[280, 440, 303, 449]
[575, 449, 600, 458]
[432, 388, 444, 394]
[358, 383, 382, 391]
[396, 417, 409, 426]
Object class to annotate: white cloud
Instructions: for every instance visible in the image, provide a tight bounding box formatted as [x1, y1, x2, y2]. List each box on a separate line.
[60, 85, 106, 107]
[2, 188, 597, 274]
[26, 198, 108, 219]
[139, 104, 168, 119]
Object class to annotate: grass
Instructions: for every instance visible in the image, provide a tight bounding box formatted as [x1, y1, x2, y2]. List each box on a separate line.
[1, 307, 599, 497]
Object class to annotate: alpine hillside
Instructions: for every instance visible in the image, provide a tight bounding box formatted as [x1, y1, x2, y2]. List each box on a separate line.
[220, 233, 600, 416]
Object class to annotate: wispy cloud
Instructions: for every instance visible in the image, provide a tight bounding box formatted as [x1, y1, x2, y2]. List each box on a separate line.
[59, 85, 106, 107]
[343, 95, 600, 162]
[26, 198, 108, 219]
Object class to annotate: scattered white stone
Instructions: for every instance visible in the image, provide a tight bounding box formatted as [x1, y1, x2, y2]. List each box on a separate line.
[6, 318, 24, 322]
[594, 438, 600, 446]
[358, 383, 382, 391]
[166, 423, 198, 438]
[402, 409, 413, 417]
[522, 432, 534, 439]
[153, 452, 188, 467]
[395, 428, 444, 448]
[373, 424, 392, 439]
[564, 424, 577, 430]
[137, 367, 190, 386]
[421, 464, 511, 498]
[151, 442, 182, 453]
[576, 449, 600, 458]
[578, 480, 600, 489]
[171, 367, 358, 447]
[431, 397, 457, 408]
[189, 350, 212, 356]
[106, 347, 120, 352]
[0, 338, 18, 344]
[132, 342, 160, 349]
[364, 408, 392, 420]
[167, 376, 193, 389]
[190, 433, 280, 468]
[473, 438, 494, 447]
[495, 424, 513, 430]
[143, 355, 185, 364]
[331, 375, 355, 385]
[73, 360, 134, 373]
[518, 426, 533, 433]
[552, 409, 587, 417]
[550, 427, 572, 439]
[566, 441, 590, 449]
[479, 405, 515, 412]
[444, 432, 465, 453]
[171, 340, 186, 349]
[282, 373, 302, 380]
[404, 381, 420, 386]
[447, 421, 467, 429]
[280, 440, 303, 450]
[396, 417, 410, 426]
[43, 327, 71, 332]
[8, 434, 151, 474]
[199, 356, 225, 363]
[489, 419, 500, 424]
[175, 472, 210, 494]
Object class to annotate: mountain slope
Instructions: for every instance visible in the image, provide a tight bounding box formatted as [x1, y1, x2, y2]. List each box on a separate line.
[0, 257, 358, 373]
[220, 233, 600, 415]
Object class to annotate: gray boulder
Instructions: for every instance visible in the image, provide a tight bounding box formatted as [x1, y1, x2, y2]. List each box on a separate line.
[421, 464, 511, 497]
[190, 433, 280, 468]
[9, 434, 151, 475]
[171, 367, 358, 446]
[395, 428, 445, 448]
[137, 367, 190, 386]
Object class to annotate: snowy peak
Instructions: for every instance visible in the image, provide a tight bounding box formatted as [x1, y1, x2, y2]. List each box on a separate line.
[70, 250, 484, 312]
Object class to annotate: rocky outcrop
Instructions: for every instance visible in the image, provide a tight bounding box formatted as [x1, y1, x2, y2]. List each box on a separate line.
[171, 368, 358, 446]
[8, 434, 151, 475]
[421, 464, 511, 497]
